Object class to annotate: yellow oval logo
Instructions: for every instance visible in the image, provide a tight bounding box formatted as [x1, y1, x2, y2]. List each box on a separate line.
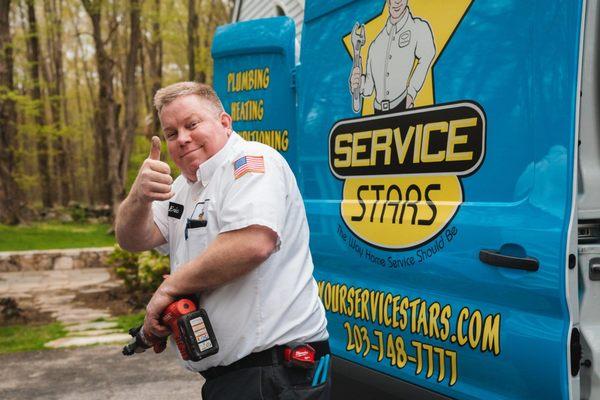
[341, 175, 462, 249]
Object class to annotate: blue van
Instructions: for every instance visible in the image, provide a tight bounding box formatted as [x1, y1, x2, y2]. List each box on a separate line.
[211, 0, 599, 398]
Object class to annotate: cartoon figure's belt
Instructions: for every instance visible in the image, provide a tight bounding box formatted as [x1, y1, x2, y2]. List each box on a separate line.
[374, 91, 407, 111]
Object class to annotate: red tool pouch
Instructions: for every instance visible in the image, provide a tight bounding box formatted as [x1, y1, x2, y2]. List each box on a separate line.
[283, 344, 316, 368]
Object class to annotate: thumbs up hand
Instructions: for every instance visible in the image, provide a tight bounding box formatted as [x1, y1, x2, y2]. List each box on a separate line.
[131, 136, 174, 203]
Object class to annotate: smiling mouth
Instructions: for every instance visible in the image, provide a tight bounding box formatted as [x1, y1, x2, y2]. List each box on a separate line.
[181, 147, 202, 157]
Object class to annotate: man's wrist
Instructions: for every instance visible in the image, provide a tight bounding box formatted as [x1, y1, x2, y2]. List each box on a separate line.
[158, 277, 180, 299]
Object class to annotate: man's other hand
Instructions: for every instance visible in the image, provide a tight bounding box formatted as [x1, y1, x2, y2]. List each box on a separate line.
[143, 284, 176, 339]
[132, 136, 174, 203]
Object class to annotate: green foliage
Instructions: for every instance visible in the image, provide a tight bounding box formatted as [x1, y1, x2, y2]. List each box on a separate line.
[0, 222, 114, 251]
[114, 312, 146, 332]
[68, 204, 87, 223]
[0, 322, 66, 354]
[109, 244, 169, 293]
[138, 250, 170, 291]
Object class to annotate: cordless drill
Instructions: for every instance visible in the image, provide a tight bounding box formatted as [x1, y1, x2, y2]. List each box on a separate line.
[122, 298, 219, 362]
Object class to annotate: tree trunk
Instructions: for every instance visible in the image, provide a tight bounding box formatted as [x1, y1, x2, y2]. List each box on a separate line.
[82, 0, 122, 218]
[25, 0, 53, 208]
[117, 0, 142, 217]
[45, 0, 70, 206]
[148, 0, 162, 135]
[187, 0, 198, 81]
[0, 0, 24, 224]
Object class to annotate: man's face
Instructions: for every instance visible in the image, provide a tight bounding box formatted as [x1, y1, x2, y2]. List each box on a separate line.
[160, 94, 232, 182]
[388, 0, 408, 20]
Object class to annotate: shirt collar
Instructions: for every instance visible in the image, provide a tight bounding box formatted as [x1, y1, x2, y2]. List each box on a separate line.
[195, 131, 239, 187]
[385, 8, 410, 35]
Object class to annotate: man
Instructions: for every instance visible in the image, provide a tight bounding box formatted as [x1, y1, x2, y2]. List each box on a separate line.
[115, 82, 329, 399]
[349, 0, 435, 114]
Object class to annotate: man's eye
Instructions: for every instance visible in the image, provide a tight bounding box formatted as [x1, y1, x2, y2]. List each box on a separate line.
[189, 121, 199, 129]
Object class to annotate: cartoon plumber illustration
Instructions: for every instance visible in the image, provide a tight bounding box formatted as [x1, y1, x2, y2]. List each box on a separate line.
[349, 0, 436, 114]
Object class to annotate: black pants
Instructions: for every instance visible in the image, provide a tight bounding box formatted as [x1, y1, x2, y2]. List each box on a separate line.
[201, 360, 331, 400]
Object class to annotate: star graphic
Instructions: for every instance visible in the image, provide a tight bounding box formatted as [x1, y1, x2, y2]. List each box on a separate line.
[343, 0, 474, 115]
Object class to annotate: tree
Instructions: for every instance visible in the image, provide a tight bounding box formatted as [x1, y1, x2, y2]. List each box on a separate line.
[82, 0, 142, 218]
[82, 0, 119, 210]
[44, 0, 71, 206]
[119, 0, 142, 205]
[0, 0, 25, 224]
[147, 0, 163, 135]
[187, 0, 200, 81]
[25, 0, 52, 208]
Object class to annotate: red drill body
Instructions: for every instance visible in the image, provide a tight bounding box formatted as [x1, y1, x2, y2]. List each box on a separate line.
[161, 298, 197, 360]
[123, 298, 198, 360]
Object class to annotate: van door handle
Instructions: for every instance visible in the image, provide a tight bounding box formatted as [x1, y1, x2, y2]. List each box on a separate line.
[479, 249, 539, 271]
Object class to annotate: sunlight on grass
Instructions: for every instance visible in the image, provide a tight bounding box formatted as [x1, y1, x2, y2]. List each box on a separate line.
[0, 323, 66, 354]
[0, 222, 115, 251]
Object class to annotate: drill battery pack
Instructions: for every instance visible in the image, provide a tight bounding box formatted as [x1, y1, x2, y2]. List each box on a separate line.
[177, 308, 219, 362]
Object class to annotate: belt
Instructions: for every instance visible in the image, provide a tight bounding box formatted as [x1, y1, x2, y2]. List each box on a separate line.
[199, 340, 330, 381]
[374, 91, 406, 111]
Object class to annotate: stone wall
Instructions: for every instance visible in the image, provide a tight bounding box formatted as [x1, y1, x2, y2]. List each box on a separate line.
[0, 247, 114, 272]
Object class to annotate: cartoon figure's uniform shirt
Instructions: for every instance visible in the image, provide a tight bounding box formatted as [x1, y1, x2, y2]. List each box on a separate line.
[362, 9, 435, 109]
[151, 132, 328, 371]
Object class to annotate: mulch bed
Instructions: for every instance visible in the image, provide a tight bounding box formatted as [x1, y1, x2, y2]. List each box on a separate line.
[73, 286, 151, 316]
[0, 298, 55, 327]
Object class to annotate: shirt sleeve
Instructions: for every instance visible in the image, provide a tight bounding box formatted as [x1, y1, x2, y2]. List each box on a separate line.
[218, 153, 287, 246]
[407, 19, 436, 101]
[151, 199, 170, 254]
[362, 46, 375, 97]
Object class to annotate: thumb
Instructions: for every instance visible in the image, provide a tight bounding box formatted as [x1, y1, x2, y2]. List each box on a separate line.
[149, 136, 161, 160]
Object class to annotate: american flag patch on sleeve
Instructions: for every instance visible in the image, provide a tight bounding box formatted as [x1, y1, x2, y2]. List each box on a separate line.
[233, 155, 265, 179]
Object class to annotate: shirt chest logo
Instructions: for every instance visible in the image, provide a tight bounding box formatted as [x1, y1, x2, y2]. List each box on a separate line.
[398, 30, 411, 48]
[168, 202, 184, 219]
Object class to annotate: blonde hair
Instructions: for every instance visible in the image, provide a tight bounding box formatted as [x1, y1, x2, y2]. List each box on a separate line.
[153, 81, 224, 115]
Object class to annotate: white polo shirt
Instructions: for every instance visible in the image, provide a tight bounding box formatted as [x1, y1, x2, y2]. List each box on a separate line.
[152, 132, 328, 371]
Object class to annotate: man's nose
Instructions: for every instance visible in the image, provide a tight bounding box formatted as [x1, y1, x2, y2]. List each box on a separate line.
[177, 129, 192, 145]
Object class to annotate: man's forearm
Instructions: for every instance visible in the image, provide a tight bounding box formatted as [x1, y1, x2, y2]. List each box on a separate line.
[161, 226, 277, 296]
[115, 195, 161, 252]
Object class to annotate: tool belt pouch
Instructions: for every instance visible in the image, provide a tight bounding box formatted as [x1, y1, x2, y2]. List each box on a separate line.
[177, 308, 219, 362]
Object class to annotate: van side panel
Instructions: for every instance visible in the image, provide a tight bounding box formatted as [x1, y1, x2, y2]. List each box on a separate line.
[298, 1, 583, 399]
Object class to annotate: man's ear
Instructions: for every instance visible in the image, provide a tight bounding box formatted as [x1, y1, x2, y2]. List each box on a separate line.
[220, 112, 233, 130]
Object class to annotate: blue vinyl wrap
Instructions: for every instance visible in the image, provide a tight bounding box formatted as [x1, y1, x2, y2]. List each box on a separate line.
[211, 1, 584, 398]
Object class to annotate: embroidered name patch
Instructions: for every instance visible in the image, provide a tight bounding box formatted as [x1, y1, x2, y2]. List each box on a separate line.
[233, 156, 265, 179]
[168, 202, 184, 219]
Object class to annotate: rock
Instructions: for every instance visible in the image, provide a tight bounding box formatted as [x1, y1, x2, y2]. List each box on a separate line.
[45, 333, 131, 348]
[59, 214, 74, 223]
[69, 329, 123, 337]
[54, 256, 74, 270]
[0, 248, 114, 272]
[18, 255, 36, 272]
[65, 321, 119, 332]
[33, 254, 53, 270]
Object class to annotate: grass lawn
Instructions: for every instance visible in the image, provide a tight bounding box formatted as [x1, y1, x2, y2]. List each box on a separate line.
[113, 312, 145, 332]
[0, 323, 66, 354]
[0, 222, 115, 251]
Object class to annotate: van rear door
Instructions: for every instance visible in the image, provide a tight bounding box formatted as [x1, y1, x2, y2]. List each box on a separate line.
[212, 17, 297, 170]
[297, 0, 584, 399]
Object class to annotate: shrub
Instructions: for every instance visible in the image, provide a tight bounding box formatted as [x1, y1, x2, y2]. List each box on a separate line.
[108, 245, 169, 293]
